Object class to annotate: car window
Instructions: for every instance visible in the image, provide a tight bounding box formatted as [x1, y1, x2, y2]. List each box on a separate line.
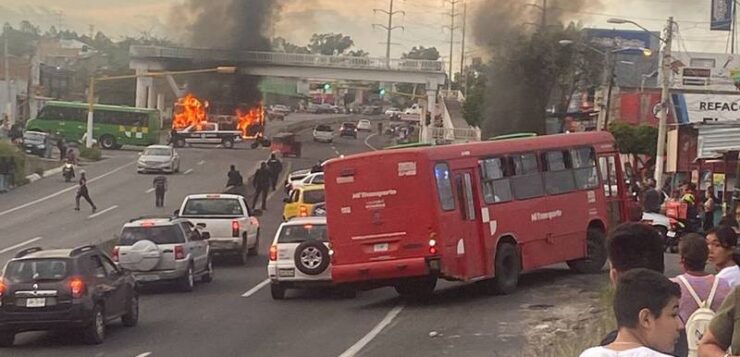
[5, 259, 69, 283]
[120, 225, 186, 245]
[144, 148, 172, 156]
[277, 224, 327, 243]
[302, 189, 325, 204]
[88, 255, 107, 278]
[316, 125, 332, 131]
[312, 174, 324, 184]
[181, 198, 244, 216]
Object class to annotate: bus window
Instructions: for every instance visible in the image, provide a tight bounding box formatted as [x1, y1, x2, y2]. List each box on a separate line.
[571, 148, 599, 190]
[599, 156, 618, 197]
[479, 157, 512, 203]
[434, 163, 455, 211]
[511, 153, 544, 200]
[543, 150, 576, 195]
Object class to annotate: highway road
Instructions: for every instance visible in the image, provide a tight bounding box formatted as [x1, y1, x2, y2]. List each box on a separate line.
[0, 115, 681, 356]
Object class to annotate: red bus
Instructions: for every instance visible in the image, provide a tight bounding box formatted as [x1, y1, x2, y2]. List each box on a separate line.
[323, 132, 634, 297]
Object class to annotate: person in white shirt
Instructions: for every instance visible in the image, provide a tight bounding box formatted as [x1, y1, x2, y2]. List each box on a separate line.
[580, 269, 681, 357]
[707, 226, 740, 287]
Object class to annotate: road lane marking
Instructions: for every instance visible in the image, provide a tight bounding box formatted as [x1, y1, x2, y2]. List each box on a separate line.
[88, 205, 118, 219]
[197, 160, 205, 166]
[0, 237, 43, 255]
[184, 168, 194, 175]
[241, 279, 270, 297]
[338, 305, 405, 357]
[0, 161, 135, 218]
[364, 133, 378, 151]
[145, 188, 155, 193]
[135, 353, 152, 357]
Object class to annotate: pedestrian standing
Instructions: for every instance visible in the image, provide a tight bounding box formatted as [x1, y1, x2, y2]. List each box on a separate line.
[643, 178, 662, 214]
[153, 175, 167, 208]
[704, 185, 717, 232]
[266, 153, 283, 191]
[227, 164, 243, 188]
[74, 171, 96, 212]
[57, 136, 66, 162]
[252, 162, 271, 210]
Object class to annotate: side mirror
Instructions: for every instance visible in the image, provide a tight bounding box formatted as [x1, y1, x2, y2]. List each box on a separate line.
[196, 222, 207, 229]
[252, 209, 263, 217]
[201, 232, 211, 240]
[173, 209, 180, 216]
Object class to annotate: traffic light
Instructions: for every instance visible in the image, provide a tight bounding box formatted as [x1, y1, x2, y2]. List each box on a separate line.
[379, 87, 386, 96]
[323, 83, 331, 91]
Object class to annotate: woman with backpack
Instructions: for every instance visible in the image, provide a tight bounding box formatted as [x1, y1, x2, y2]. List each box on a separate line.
[671, 234, 731, 357]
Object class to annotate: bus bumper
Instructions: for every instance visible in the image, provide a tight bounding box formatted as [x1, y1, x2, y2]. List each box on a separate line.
[332, 257, 435, 284]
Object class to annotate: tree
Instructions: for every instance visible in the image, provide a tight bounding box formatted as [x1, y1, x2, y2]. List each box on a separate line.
[307, 33, 354, 56]
[272, 37, 310, 54]
[463, 62, 488, 127]
[346, 49, 369, 57]
[402, 46, 440, 60]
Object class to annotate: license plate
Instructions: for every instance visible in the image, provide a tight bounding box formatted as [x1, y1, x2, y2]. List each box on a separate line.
[373, 243, 389, 252]
[135, 274, 159, 282]
[278, 268, 295, 277]
[667, 231, 677, 238]
[25, 298, 46, 308]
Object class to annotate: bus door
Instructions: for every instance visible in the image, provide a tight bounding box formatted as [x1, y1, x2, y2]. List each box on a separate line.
[598, 152, 626, 227]
[451, 170, 486, 280]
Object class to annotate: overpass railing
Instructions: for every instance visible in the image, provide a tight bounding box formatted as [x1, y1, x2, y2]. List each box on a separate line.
[130, 45, 445, 73]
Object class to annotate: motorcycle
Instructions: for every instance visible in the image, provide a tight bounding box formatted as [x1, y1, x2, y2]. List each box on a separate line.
[62, 163, 75, 182]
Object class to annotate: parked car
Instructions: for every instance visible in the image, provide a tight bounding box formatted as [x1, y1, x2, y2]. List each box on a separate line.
[137, 145, 181, 174]
[339, 122, 358, 138]
[312, 124, 334, 143]
[362, 106, 382, 115]
[22, 131, 52, 158]
[385, 107, 402, 120]
[283, 185, 325, 221]
[115, 216, 213, 291]
[267, 217, 334, 299]
[0, 245, 138, 346]
[175, 194, 261, 265]
[357, 120, 372, 132]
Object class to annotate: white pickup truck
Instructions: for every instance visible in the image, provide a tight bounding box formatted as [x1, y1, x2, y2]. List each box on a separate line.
[175, 193, 261, 265]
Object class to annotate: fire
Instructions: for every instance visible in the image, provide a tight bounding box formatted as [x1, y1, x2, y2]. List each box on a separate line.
[236, 104, 265, 139]
[173, 94, 207, 130]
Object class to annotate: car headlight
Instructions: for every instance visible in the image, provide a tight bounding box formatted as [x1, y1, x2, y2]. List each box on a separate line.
[38, 145, 45, 149]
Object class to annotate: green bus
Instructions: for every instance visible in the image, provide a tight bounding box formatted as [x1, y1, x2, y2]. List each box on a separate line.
[26, 101, 161, 149]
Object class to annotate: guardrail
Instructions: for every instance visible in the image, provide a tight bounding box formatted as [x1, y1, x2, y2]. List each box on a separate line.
[130, 45, 445, 73]
[430, 127, 481, 143]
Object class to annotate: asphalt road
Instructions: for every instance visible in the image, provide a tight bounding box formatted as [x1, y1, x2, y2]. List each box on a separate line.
[0, 114, 682, 357]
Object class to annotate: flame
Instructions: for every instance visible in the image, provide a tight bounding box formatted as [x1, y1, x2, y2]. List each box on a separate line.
[173, 94, 207, 130]
[236, 104, 265, 139]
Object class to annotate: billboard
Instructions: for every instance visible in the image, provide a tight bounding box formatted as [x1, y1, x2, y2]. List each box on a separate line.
[672, 93, 740, 124]
[711, 0, 733, 31]
[584, 29, 656, 55]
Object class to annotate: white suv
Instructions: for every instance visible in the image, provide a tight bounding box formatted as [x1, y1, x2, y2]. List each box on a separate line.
[268, 217, 344, 299]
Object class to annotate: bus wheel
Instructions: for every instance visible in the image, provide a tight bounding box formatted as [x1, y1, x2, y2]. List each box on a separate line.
[488, 243, 520, 295]
[566, 229, 607, 274]
[100, 135, 116, 150]
[394, 277, 436, 299]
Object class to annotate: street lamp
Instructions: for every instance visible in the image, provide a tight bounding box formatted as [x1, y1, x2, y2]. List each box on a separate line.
[85, 66, 237, 148]
[607, 16, 675, 188]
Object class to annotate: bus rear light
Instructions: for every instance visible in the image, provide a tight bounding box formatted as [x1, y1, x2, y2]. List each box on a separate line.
[175, 245, 186, 260]
[69, 277, 86, 298]
[269, 245, 278, 261]
[232, 220, 240, 237]
[0, 278, 6, 296]
[112, 247, 119, 262]
[429, 246, 438, 255]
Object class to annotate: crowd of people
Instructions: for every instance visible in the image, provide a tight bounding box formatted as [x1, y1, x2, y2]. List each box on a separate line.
[579, 219, 740, 357]
[224, 153, 284, 211]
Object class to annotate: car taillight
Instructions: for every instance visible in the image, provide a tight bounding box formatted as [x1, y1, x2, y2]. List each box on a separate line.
[429, 238, 438, 255]
[112, 247, 119, 262]
[175, 245, 185, 260]
[69, 277, 85, 298]
[269, 245, 278, 261]
[299, 206, 308, 217]
[232, 220, 240, 237]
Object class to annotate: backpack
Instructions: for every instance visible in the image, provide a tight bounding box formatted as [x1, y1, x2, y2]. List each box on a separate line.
[677, 275, 720, 357]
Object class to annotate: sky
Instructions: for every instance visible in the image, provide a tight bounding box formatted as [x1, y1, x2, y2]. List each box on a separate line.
[0, 0, 734, 73]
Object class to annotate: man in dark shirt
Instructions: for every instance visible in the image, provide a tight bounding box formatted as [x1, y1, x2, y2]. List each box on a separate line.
[643, 178, 662, 213]
[266, 153, 283, 191]
[252, 162, 272, 210]
[74, 171, 96, 212]
[153, 175, 167, 208]
[227, 165, 243, 188]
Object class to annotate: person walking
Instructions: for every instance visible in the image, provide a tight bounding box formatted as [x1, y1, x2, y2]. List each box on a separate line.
[266, 153, 283, 191]
[252, 162, 271, 210]
[703, 185, 717, 232]
[74, 171, 96, 212]
[153, 175, 167, 208]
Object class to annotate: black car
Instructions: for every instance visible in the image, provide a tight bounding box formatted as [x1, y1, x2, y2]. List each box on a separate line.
[339, 122, 358, 138]
[0, 245, 138, 346]
[22, 131, 52, 158]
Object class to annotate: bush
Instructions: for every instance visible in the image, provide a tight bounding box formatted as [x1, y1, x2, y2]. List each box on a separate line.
[0, 140, 27, 187]
[79, 146, 102, 161]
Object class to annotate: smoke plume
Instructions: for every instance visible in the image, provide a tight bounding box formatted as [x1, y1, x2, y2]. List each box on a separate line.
[470, 0, 602, 136]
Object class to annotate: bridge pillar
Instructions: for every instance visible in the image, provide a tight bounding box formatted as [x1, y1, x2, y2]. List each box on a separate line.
[423, 88, 437, 144]
[135, 68, 154, 108]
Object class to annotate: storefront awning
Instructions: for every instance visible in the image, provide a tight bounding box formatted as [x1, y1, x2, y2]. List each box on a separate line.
[698, 125, 740, 159]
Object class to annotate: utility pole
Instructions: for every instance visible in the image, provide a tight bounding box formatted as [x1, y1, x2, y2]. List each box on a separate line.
[4, 25, 11, 124]
[459, 1, 468, 96]
[373, 0, 405, 68]
[654, 17, 674, 187]
[444, 0, 462, 91]
[541, 0, 548, 28]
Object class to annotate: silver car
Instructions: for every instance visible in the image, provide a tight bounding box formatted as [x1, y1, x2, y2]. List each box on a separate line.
[137, 145, 181, 174]
[115, 217, 212, 292]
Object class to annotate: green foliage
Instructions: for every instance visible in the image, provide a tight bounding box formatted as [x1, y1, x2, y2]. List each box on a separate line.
[402, 46, 440, 60]
[307, 33, 355, 56]
[272, 37, 310, 54]
[346, 49, 369, 57]
[80, 146, 102, 161]
[609, 122, 658, 157]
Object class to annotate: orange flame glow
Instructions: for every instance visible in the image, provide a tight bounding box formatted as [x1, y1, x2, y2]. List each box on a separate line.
[236, 104, 265, 139]
[172, 94, 207, 130]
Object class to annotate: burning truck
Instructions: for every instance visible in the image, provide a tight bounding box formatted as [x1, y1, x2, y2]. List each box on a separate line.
[171, 94, 269, 148]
